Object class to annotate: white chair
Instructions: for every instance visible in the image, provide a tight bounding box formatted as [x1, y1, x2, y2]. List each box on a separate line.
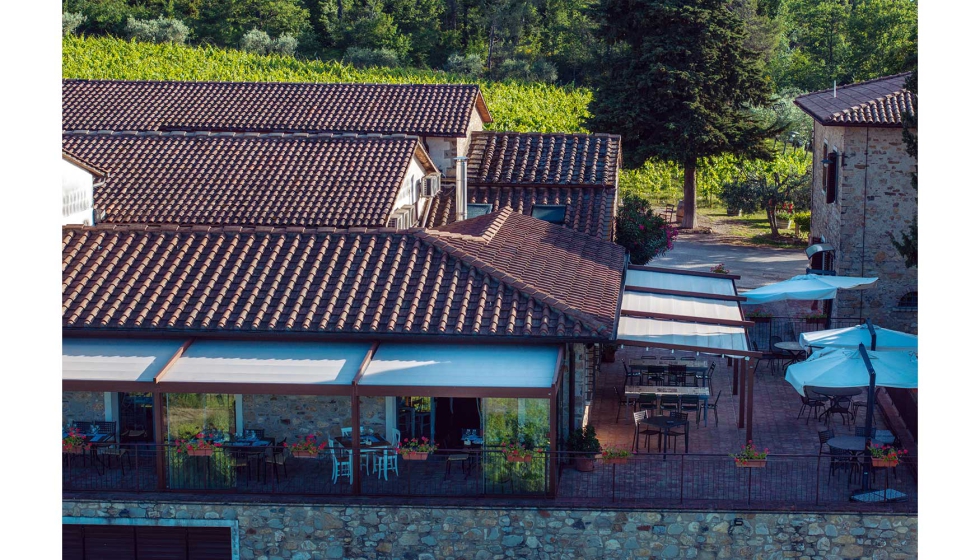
[340, 426, 367, 437]
[328, 439, 352, 484]
[374, 448, 399, 480]
[388, 427, 402, 448]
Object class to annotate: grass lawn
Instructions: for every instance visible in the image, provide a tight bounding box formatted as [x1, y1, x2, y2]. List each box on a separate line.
[696, 206, 809, 249]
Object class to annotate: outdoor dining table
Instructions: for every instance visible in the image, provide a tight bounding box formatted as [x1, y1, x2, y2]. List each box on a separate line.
[641, 415, 690, 454]
[222, 438, 273, 480]
[812, 387, 862, 425]
[773, 341, 806, 367]
[625, 386, 711, 427]
[63, 432, 116, 471]
[335, 434, 393, 472]
[629, 359, 709, 372]
[827, 436, 883, 452]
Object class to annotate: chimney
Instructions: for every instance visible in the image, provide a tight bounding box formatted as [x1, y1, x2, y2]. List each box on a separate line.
[454, 156, 468, 221]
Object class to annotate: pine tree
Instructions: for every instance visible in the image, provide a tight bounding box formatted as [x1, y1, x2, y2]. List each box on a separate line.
[587, 0, 777, 228]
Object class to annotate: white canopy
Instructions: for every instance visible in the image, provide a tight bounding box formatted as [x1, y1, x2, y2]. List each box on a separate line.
[741, 274, 878, 304]
[785, 347, 918, 396]
[63, 338, 186, 383]
[618, 317, 750, 353]
[161, 340, 372, 388]
[621, 291, 743, 322]
[800, 324, 917, 351]
[360, 343, 559, 390]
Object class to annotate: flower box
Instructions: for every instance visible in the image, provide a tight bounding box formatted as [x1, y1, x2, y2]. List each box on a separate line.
[735, 459, 767, 468]
[63, 445, 86, 455]
[726, 207, 742, 217]
[186, 448, 214, 457]
[291, 450, 320, 459]
[872, 457, 899, 468]
[507, 455, 533, 463]
[401, 451, 429, 461]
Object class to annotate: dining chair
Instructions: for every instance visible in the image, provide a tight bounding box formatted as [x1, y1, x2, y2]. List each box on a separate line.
[698, 363, 716, 388]
[622, 360, 641, 385]
[388, 428, 402, 448]
[637, 394, 658, 415]
[799, 387, 828, 425]
[679, 395, 701, 426]
[632, 410, 661, 452]
[663, 412, 689, 453]
[328, 439, 352, 484]
[645, 365, 667, 386]
[659, 394, 680, 415]
[243, 428, 265, 440]
[817, 429, 835, 455]
[703, 391, 722, 426]
[264, 438, 288, 484]
[769, 336, 792, 374]
[227, 449, 252, 486]
[613, 387, 636, 423]
[829, 446, 858, 482]
[376, 447, 400, 480]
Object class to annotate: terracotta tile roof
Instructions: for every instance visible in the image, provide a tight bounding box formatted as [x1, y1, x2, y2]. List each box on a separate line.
[62, 131, 435, 228]
[63, 79, 492, 137]
[467, 132, 621, 187]
[794, 73, 915, 127]
[423, 184, 617, 240]
[61, 210, 624, 339]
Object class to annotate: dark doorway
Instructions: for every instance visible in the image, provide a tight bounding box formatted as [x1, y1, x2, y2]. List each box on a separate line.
[434, 397, 481, 449]
[118, 392, 154, 443]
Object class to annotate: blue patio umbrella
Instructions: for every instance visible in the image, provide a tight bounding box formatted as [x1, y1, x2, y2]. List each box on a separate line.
[799, 324, 917, 352]
[741, 274, 878, 304]
[784, 347, 918, 396]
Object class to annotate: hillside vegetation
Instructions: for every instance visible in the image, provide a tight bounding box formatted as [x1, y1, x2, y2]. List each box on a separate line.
[63, 35, 591, 134]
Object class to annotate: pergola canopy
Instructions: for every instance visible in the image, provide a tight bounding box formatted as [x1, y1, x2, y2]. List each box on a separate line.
[62, 338, 187, 391]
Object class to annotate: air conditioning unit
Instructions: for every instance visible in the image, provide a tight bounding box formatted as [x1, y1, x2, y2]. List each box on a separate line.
[421, 175, 441, 197]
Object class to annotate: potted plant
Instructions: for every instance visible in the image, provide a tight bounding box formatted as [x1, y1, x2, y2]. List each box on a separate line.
[800, 311, 828, 324]
[601, 447, 632, 465]
[745, 310, 773, 323]
[502, 440, 536, 463]
[710, 263, 730, 274]
[731, 440, 768, 468]
[63, 428, 91, 454]
[567, 425, 602, 472]
[288, 434, 328, 458]
[398, 437, 437, 460]
[868, 443, 907, 468]
[174, 433, 221, 457]
[774, 202, 794, 229]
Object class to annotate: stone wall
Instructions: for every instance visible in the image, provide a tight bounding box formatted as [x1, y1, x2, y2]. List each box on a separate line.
[810, 123, 917, 332]
[63, 391, 105, 427]
[62, 500, 917, 560]
[244, 395, 387, 443]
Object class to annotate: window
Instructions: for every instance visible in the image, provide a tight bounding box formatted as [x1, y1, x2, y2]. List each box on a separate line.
[466, 203, 493, 217]
[825, 150, 839, 204]
[530, 204, 567, 224]
[897, 291, 918, 310]
[821, 143, 828, 192]
[165, 393, 239, 440]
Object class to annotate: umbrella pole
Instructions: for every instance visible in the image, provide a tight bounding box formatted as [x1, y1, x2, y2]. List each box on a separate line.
[858, 342, 876, 492]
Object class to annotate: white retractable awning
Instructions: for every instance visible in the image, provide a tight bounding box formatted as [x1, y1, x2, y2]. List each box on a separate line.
[358, 343, 561, 397]
[617, 317, 750, 353]
[616, 265, 756, 357]
[158, 340, 374, 395]
[63, 338, 187, 389]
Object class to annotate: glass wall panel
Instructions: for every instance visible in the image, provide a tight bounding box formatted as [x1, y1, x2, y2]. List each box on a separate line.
[481, 397, 550, 494]
[165, 393, 237, 441]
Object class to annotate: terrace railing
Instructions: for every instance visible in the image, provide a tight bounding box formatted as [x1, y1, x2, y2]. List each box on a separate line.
[746, 317, 864, 354]
[63, 445, 917, 513]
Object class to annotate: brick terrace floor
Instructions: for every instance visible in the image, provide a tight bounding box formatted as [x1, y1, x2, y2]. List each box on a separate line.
[588, 346, 918, 458]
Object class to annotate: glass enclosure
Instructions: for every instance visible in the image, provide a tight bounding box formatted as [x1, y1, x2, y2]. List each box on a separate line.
[165, 393, 237, 441]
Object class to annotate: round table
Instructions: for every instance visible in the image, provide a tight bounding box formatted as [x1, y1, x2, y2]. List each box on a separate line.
[773, 341, 806, 367]
[812, 387, 862, 425]
[827, 436, 881, 452]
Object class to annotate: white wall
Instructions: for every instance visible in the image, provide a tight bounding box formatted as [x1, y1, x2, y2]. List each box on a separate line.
[425, 137, 454, 177]
[62, 159, 96, 225]
[392, 156, 432, 226]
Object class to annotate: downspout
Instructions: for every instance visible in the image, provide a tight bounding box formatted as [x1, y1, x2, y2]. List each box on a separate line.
[860, 128, 870, 320]
[454, 156, 468, 222]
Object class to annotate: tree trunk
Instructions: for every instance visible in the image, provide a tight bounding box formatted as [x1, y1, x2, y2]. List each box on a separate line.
[682, 159, 698, 229]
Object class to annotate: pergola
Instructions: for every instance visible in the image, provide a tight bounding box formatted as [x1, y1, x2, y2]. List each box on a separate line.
[62, 336, 565, 494]
[614, 265, 763, 442]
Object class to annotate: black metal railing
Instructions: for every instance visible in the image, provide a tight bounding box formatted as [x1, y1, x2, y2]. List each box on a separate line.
[64, 445, 916, 512]
[746, 317, 864, 353]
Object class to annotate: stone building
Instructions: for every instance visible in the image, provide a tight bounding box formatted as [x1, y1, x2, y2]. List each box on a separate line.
[795, 73, 917, 332]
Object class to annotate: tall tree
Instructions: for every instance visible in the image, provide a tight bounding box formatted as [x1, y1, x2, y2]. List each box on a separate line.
[587, 0, 777, 229]
[890, 66, 917, 268]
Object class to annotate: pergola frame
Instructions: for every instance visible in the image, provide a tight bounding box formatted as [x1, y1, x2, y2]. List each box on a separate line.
[616, 265, 763, 444]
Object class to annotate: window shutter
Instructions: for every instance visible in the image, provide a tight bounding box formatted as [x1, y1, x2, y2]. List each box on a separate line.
[825, 152, 838, 204]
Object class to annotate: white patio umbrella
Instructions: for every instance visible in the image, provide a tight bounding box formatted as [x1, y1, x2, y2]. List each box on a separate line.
[741, 274, 878, 304]
[799, 323, 917, 351]
[784, 347, 918, 396]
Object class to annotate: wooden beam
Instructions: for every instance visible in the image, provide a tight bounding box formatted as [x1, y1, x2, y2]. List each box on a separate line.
[351, 341, 380, 388]
[63, 380, 156, 393]
[350, 341, 377, 497]
[745, 358, 758, 445]
[356, 385, 554, 399]
[617, 339, 763, 359]
[153, 391, 165, 490]
[732, 359, 739, 397]
[619, 309, 755, 328]
[551, 345, 565, 388]
[152, 382, 354, 396]
[624, 285, 747, 302]
[738, 359, 747, 429]
[152, 338, 195, 383]
[628, 264, 741, 280]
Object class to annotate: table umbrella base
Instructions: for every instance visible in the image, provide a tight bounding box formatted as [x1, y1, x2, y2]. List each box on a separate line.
[849, 489, 908, 503]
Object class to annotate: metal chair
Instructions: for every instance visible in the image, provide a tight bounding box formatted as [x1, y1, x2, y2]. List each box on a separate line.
[799, 387, 828, 425]
[613, 387, 637, 423]
[636, 394, 658, 415]
[663, 412, 690, 453]
[659, 394, 680, 415]
[633, 410, 662, 452]
[328, 439, 352, 484]
[622, 360, 642, 386]
[703, 391, 722, 426]
[698, 363, 716, 388]
[829, 447, 858, 482]
[264, 439, 288, 484]
[680, 395, 701, 426]
[770, 336, 793, 374]
[818, 429, 835, 455]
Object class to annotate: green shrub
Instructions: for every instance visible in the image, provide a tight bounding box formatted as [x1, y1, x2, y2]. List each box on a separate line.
[125, 17, 190, 44]
[269, 34, 298, 56]
[63, 12, 87, 37]
[615, 193, 678, 265]
[445, 53, 484, 76]
[240, 28, 272, 54]
[495, 58, 558, 83]
[566, 425, 601, 454]
[343, 46, 400, 68]
[719, 180, 760, 214]
[793, 210, 811, 235]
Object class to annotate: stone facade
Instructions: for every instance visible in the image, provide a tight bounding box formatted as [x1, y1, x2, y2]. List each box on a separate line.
[63, 500, 918, 559]
[810, 121, 917, 332]
[63, 391, 105, 427]
[240, 395, 387, 442]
